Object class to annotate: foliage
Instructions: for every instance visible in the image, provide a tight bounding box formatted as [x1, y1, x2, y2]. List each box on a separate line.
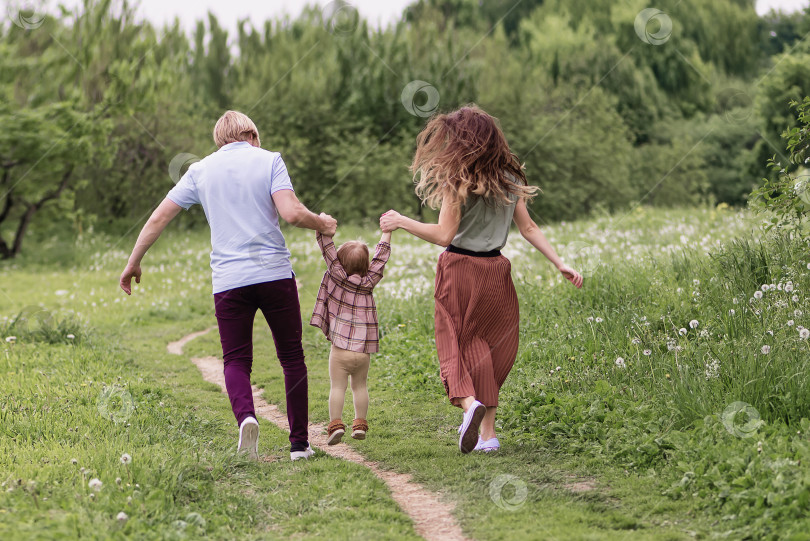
[752, 97, 810, 237]
[1, 0, 809, 254]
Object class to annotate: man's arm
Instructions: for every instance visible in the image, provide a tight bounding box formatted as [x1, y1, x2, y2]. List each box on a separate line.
[119, 198, 183, 295]
[273, 189, 336, 235]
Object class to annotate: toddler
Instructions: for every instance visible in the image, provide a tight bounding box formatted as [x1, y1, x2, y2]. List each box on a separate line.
[310, 230, 391, 444]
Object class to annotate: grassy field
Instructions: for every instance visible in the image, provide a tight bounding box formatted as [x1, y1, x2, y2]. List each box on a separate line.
[2, 206, 810, 539]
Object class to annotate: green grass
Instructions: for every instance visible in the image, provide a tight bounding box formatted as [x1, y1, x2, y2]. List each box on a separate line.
[2, 206, 810, 539]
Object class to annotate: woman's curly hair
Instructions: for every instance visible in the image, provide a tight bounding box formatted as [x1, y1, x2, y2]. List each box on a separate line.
[411, 105, 538, 209]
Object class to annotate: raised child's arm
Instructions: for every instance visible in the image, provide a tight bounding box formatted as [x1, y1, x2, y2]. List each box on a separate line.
[316, 231, 347, 281]
[364, 236, 391, 287]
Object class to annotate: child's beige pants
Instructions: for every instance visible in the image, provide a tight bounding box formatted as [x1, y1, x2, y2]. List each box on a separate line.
[328, 345, 370, 421]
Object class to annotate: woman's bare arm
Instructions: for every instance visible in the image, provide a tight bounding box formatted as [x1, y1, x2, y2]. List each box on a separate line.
[380, 204, 460, 247]
[512, 199, 583, 288]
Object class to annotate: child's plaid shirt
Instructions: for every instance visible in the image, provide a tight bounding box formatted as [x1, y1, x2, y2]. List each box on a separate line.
[310, 232, 391, 353]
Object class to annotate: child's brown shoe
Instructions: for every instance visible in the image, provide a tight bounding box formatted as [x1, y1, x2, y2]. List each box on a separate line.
[327, 419, 345, 445]
[351, 419, 368, 440]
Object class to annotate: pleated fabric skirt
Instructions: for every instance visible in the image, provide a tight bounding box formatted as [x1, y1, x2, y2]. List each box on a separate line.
[434, 251, 520, 408]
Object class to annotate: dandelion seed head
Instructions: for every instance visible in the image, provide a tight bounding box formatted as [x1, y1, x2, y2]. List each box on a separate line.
[761, 345, 771, 355]
[689, 320, 699, 329]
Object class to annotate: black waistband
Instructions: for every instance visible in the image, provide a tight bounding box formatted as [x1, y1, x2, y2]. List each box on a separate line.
[446, 244, 501, 257]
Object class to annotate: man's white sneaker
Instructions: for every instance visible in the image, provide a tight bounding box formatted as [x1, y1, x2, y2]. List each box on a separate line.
[290, 445, 315, 461]
[238, 417, 259, 460]
[458, 400, 486, 454]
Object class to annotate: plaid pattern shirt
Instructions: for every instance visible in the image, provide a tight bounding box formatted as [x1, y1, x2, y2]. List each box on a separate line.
[310, 232, 391, 353]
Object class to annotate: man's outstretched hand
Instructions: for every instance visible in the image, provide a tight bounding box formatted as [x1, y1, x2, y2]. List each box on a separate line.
[119, 263, 142, 295]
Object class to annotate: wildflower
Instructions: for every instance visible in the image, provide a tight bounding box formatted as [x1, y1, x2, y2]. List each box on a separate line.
[665, 373, 671, 379]
[586, 317, 594, 323]
[693, 279, 700, 286]
[807, 263, 810, 270]
[689, 320, 699, 329]
[785, 282, 794, 293]
[800, 328, 810, 340]
[705, 358, 720, 380]
[615, 357, 626, 368]
[793, 295, 800, 302]
[70, 458, 78, 465]
[555, 366, 562, 372]
[117, 512, 128, 522]
[788, 320, 795, 326]
[729, 309, 735, 316]
[643, 349, 652, 356]
[679, 328, 687, 336]
[631, 338, 641, 345]
[66, 334, 75, 340]
[595, 317, 603, 323]
[733, 298, 739, 304]
[676, 287, 683, 294]
[88, 478, 103, 491]
[796, 310, 804, 317]
[754, 291, 763, 299]
[761, 284, 770, 292]
[5, 337, 15, 343]
[761, 345, 771, 355]
[120, 454, 132, 465]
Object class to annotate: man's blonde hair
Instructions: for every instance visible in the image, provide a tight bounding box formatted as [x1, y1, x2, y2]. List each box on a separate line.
[213, 110, 261, 148]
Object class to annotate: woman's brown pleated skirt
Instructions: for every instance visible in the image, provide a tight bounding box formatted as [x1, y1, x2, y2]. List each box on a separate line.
[434, 251, 519, 408]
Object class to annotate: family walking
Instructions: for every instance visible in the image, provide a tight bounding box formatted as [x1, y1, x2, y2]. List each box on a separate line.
[119, 107, 583, 460]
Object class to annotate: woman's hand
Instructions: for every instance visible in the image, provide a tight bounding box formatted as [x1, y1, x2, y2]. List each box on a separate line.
[119, 263, 142, 295]
[558, 264, 583, 289]
[380, 210, 402, 232]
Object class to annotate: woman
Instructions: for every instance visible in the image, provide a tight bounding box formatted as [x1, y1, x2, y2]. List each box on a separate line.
[380, 105, 583, 454]
[120, 111, 337, 461]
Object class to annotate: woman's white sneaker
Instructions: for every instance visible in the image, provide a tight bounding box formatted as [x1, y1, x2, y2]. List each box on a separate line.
[458, 400, 486, 454]
[238, 417, 259, 460]
[474, 436, 500, 452]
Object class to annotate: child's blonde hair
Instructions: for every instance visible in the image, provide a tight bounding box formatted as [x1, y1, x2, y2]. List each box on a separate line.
[213, 110, 261, 148]
[337, 241, 370, 276]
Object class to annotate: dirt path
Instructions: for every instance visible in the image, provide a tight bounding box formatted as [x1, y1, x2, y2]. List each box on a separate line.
[167, 328, 469, 541]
